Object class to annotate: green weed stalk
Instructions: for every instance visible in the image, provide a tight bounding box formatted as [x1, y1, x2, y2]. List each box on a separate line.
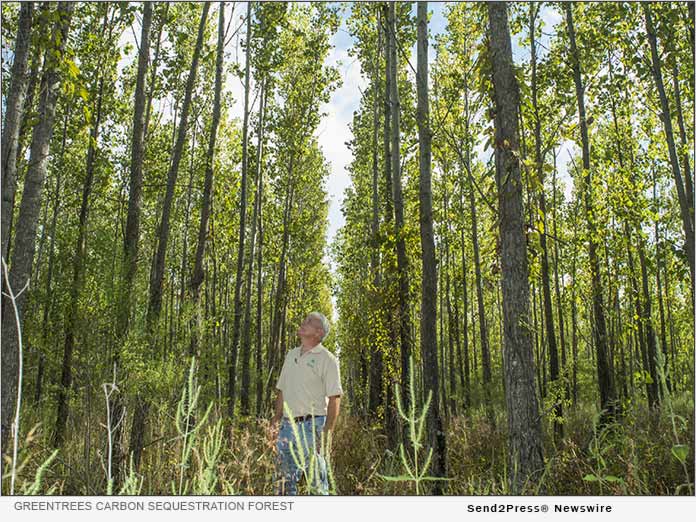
[380, 356, 449, 494]
[173, 357, 213, 495]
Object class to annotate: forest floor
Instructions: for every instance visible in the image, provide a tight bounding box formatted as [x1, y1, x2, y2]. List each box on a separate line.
[6, 392, 694, 496]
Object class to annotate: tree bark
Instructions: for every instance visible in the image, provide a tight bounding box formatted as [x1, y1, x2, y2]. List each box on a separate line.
[387, 1, 413, 413]
[227, 0, 253, 419]
[1, 3, 33, 261]
[1, 1, 73, 455]
[487, 1, 544, 494]
[643, 3, 694, 295]
[417, 1, 446, 492]
[190, 2, 225, 358]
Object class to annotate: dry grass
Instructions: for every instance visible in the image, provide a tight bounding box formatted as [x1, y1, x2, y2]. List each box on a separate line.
[3, 392, 693, 496]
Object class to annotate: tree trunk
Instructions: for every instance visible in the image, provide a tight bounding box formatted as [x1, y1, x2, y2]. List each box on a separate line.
[227, 1, 253, 419]
[388, 1, 413, 413]
[1, 1, 73, 454]
[654, 174, 671, 392]
[190, 2, 225, 359]
[36, 109, 69, 405]
[529, 3, 562, 440]
[551, 152, 568, 402]
[565, 3, 617, 419]
[368, 18, 384, 414]
[112, 2, 153, 474]
[417, 1, 446, 490]
[468, 167, 494, 426]
[638, 243, 659, 407]
[148, 2, 209, 327]
[55, 34, 108, 446]
[670, 61, 694, 253]
[459, 186, 471, 410]
[241, 77, 267, 417]
[254, 150, 265, 416]
[443, 185, 458, 416]
[1, 2, 33, 261]
[643, 3, 694, 295]
[487, 1, 544, 494]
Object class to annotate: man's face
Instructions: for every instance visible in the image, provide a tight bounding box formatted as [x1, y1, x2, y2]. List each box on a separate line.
[297, 315, 323, 342]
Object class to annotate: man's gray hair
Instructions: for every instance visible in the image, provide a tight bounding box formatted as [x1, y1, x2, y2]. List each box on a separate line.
[308, 311, 330, 341]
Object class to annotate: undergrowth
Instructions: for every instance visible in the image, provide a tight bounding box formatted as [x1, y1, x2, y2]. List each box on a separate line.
[3, 390, 692, 495]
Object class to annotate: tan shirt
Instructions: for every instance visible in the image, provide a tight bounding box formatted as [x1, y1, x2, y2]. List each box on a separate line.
[276, 343, 343, 418]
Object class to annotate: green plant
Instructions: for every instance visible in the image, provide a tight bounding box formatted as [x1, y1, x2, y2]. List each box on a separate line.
[582, 415, 626, 494]
[119, 455, 144, 495]
[172, 357, 213, 495]
[379, 356, 449, 495]
[19, 449, 59, 495]
[192, 418, 225, 494]
[655, 348, 693, 495]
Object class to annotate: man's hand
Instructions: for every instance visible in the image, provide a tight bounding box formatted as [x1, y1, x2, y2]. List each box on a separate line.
[268, 390, 284, 445]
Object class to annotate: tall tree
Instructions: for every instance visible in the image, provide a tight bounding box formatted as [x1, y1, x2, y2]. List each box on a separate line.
[240, 77, 266, 416]
[565, 2, 617, 419]
[643, 3, 694, 297]
[55, 4, 117, 447]
[487, 1, 544, 493]
[1, 1, 74, 454]
[147, 2, 210, 328]
[190, 2, 225, 358]
[528, 2, 562, 440]
[368, 6, 384, 415]
[114, 2, 152, 473]
[416, 1, 446, 490]
[387, 0, 412, 413]
[1, 2, 33, 261]
[227, 0, 253, 419]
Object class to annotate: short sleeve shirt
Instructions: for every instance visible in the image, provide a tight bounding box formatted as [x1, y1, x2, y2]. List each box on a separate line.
[276, 343, 343, 418]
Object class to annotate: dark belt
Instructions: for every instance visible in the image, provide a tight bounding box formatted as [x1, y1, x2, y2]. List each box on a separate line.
[292, 414, 322, 423]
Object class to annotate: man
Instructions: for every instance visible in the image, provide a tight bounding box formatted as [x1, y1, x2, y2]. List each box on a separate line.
[271, 311, 342, 495]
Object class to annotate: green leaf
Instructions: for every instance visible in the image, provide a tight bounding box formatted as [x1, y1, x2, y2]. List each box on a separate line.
[671, 445, 689, 464]
[66, 59, 80, 77]
[604, 475, 623, 483]
[583, 474, 599, 482]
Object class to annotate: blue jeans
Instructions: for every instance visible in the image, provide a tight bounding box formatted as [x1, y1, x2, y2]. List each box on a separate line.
[276, 416, 329, 495]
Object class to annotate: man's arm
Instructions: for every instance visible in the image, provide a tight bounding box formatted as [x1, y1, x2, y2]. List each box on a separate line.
[323, 395, 341, 433]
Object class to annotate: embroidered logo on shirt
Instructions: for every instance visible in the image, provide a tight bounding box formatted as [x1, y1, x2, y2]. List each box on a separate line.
[307, 358, 316, 369]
